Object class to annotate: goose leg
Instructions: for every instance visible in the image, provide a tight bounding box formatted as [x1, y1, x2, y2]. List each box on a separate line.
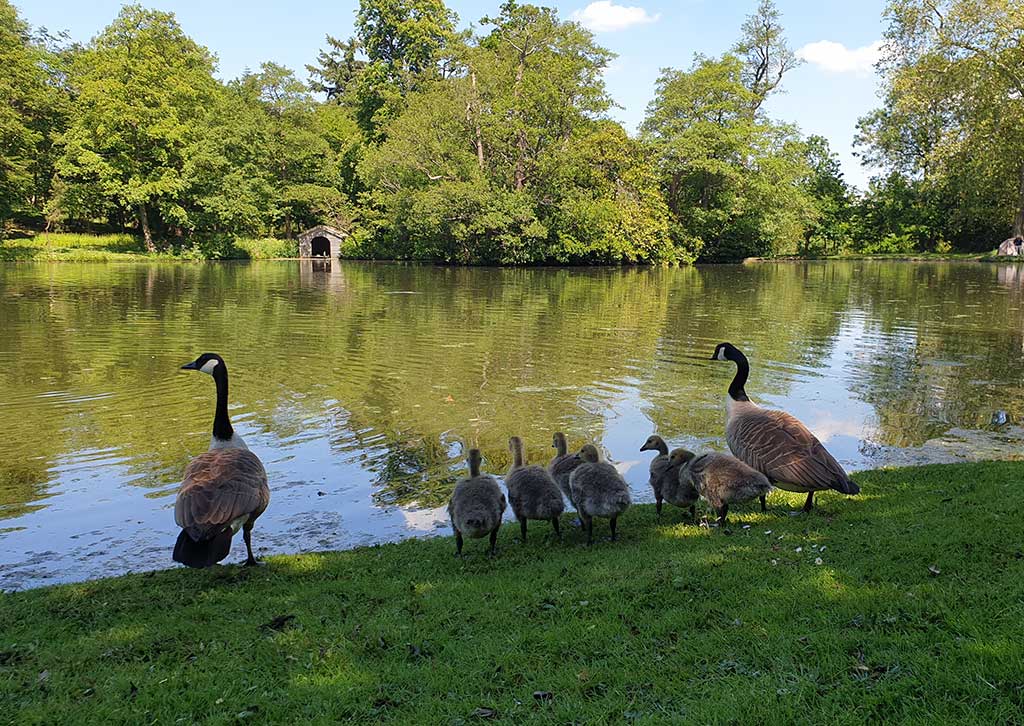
[583, 514, 594, 546]
[656, 497, 663, 518]
[520, 519, 528, 543]
[243, 520, 260, 567]
[455, 529, 464, 556]
[760, 494, 767, 513]
[488, 526, 499, 556]
[803, 492, 814, 512]
[609, 516, 618, 542]
[689, 504, 696, 520]
[551, 516, 561, 539]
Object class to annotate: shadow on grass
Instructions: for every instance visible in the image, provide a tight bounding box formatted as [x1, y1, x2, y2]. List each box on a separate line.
[2, 462, 1022, 723]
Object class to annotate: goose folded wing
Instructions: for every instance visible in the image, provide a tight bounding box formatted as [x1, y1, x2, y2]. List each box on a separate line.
[175, 450, 268, 538]
[735, 410, 847, 489]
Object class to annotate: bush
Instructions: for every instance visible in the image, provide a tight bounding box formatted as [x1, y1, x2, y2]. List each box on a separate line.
[233, 237, 298, 259]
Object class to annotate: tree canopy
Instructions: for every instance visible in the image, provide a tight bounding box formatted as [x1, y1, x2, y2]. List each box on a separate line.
[2, 0, 1019, 261]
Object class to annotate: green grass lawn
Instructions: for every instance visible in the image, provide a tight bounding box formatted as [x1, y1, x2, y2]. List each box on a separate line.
[2, 461, 1022, 724]
[0, 233, 297, 261]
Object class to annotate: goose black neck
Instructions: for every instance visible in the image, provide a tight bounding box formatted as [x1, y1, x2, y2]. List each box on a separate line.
[727, 348, 750, 402]
[212, 364, 234, 441]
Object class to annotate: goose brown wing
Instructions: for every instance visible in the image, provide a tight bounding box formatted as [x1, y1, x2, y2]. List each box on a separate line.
[728, 409, 848, 491]
[175, 449, 269, 539]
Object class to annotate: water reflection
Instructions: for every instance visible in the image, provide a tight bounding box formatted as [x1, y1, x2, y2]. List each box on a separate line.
[0, 260, 1021, 588]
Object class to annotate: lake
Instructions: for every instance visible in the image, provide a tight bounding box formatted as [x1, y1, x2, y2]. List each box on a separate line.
[1, 260, 1022, 589]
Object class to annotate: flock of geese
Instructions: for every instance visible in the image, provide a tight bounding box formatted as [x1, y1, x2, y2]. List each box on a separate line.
[172, 343, 860, 567]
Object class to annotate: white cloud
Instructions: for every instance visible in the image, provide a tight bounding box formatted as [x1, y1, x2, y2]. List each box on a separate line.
[797, 40, 883, 75]
[572, 1, 661, 32]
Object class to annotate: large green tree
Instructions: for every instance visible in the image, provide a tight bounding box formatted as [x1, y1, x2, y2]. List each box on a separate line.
[0, 1, 68, 227]
[858, 0, 1024, 247]
[55, 5, 218, 250]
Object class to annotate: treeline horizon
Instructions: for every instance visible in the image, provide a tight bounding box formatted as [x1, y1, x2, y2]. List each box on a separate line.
[3, 0, 1022, 263]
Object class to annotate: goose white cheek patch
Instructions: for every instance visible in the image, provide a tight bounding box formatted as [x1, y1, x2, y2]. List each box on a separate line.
[200, 359, 219, 375]
[717, 349, 727, 361]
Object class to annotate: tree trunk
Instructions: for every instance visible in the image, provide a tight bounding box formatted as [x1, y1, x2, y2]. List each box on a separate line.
[136, 204, 155, 253]
[471, 72, 485, 172]
[513, 54, 527, 191]
[1014, 162, 1024, 238]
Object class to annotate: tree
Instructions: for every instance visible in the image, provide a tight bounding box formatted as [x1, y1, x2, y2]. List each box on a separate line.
[732, 0, 801, 112]
[0, 1, 69, 227]
[858, 0, 1024, 247]
[350, 0, 458, 136]
[55, 5, 218, 250]
[306, 35, 366, 102]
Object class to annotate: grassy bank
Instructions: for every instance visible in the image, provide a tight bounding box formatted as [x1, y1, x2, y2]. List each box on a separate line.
[0, 233, 297, 261]
[2, 461, 1022, 724]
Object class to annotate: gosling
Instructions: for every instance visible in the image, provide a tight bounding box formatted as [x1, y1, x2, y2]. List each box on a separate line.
[506, 436, 565, 542]
[549, 431, 582, 504]
[568, 444, 631, 545]
[672, 449, 770, 526]
[448, 448, 506, 556]
[661, 447, 699, 520]
[639, 434, 671, 517]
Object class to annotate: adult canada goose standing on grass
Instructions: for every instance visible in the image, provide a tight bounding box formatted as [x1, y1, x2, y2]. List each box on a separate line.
[173, 353, 270, 568]
[710, 342, 859, 511]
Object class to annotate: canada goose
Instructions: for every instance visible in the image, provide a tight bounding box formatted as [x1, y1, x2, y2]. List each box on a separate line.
[672, 449, 769, 525]
[548, 431, 582, 503]
[568, 444, 631, 545]
[639, 434, 671, 517]
[710, 342, 860, 511]
[448, 448, 506, 556]
[506, 436, 564, 541]
[173, 353, 270, 568]
[661, 447, 699, 519]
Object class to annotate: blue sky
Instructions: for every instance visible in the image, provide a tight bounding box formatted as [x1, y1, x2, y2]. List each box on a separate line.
[21, 0, 888, 188]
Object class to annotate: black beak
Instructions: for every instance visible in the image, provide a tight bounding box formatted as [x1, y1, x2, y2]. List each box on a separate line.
[181, 360, 200, 370]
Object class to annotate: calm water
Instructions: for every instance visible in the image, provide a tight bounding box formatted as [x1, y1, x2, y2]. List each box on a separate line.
[1, 260, 1022, 589]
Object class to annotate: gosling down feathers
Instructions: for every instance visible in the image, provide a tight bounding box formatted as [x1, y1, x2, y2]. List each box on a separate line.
[548, 431, 582, 503]
[639, 434, 671, 517]
[568, 444, 631, 545]
[711, 342, 860, 512]
[506, 436, 564, 541]
[672, 449, 769, 525]
[174, 353, 270, 568]
[661, 448, 700, 519]
[448, 448, 506, 556]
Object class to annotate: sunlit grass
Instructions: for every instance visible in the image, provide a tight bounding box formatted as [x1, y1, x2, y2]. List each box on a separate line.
[0, 233, 298, 261]
[1, 461, 1022, 723]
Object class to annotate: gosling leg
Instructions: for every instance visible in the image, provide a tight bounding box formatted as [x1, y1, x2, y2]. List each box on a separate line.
[716, 504, 728, 527]
[760, 494, 767, 513]
[455, 529, 464, 556]
[689, 504, 696, 520]
[551, 516, 561, 539]
[488, 526, 499, 556]
[609, 516, 618, 542]
[520, 518, 528, 543]
[582, 514, 594, 546]
[656, 497, 663, 518]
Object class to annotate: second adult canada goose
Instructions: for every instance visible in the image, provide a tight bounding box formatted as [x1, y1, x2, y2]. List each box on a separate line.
[710, 342, 860, 511]
[548, 431, 582, 503]
[448, 448, 506, 556]
[506, 436, 564, 541]
[568, 445, 631, 545]
[639, 434, 671, 517]
[173, 353, 270, 568]
[672, 449, 769, 525]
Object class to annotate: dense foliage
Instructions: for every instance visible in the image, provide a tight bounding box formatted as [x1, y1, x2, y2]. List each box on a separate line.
[1, 0, 1020, 261]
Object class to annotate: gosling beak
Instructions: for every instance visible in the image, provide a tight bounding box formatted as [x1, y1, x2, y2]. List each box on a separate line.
[181, 360, 200, 370]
